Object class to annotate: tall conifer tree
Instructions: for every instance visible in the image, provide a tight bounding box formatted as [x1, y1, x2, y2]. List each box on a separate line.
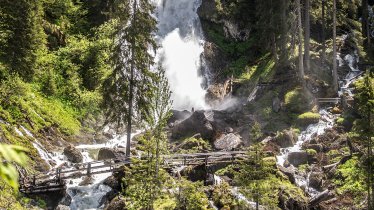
[103, 0, 158, 157]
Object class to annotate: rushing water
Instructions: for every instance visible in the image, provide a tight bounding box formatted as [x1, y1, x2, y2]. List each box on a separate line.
[155, 0, 208, 110]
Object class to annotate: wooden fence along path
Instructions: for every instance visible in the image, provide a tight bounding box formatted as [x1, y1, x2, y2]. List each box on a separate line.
[19, 151, 247, 194]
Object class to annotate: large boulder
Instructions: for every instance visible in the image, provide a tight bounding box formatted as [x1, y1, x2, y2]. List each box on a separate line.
[98, 148, 125, 161]
[214, 133, 242, 150]
[274, 129, 298, 148]
[63, 145, 83, 163]
[171, 111, 214, 141]
[287, 151, 308, 166]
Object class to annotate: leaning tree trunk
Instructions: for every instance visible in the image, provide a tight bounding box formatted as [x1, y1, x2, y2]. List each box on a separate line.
[304, 0, 310, 73]
[332, 0, 338, 93]
[297, 0, 305, 85]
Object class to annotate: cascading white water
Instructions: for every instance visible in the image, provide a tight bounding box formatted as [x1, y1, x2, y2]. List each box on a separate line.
[155, 0, 208, 110]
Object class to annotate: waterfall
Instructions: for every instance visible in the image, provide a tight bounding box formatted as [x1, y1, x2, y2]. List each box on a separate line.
[155, 0, 209, 110]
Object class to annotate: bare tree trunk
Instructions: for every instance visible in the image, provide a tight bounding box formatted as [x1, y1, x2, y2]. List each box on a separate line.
[304, 0, 310, 73]
[332, 0, 338, 93]
[280, 0, 288, 66]
[297, 0, 305, 84]
[321, 0, 326, 65]
[126, 0, 137, 157]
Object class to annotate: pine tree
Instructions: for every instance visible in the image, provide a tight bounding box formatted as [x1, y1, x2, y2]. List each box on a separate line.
[103, 0, 158, 157]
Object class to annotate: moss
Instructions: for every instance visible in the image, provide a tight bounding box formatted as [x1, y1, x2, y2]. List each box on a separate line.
[177, 137, 211, 153]
[297, 112, 320, 127]
[284, 88, 313, 114]
[306, 149, 317, 156]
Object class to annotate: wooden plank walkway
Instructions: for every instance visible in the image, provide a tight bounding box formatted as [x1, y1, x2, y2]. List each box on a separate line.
[19, 151, 247, 194]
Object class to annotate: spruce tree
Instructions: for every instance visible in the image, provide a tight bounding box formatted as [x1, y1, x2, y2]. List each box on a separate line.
[103, 0, 158, 157]
[0, 0, 45, 81]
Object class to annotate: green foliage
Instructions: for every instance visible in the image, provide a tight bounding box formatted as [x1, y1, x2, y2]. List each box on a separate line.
[0, 144, 28, 190]
[175, 179, 210, 210]
[249, 121, 262, 143]
[212, 182, 237, 209]
[334, 156, 366, 198]
[306, 149, 317, 156]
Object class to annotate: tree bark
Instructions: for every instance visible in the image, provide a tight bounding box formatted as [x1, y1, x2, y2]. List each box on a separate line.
[321, 0, 326, 65]
[126, 0, 137, 157]
[332, 0, 338, 93]
[362, 0, 371, 45]
[304, 0, 310, 73]
[280, 0, 288, 66]
[297, 0, 305, 85]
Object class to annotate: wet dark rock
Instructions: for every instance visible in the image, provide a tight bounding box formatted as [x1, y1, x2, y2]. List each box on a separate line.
[288, 151, 308, 166]
[225, 127, 234, 133]
[214, 133, 242, 150]
[105, 196, 126, 210]
[63, 145, 83, 163]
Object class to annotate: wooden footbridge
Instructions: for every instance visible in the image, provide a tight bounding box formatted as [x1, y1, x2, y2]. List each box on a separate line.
[19, 151, 247, 194]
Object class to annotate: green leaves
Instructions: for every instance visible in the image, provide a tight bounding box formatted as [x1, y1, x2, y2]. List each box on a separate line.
[0, 144, 28, 190]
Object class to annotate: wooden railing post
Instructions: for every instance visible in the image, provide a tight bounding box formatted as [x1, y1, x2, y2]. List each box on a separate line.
[183, 157, 186, 166]
[87, 163, 91, 176]
[32, 175, 36, 186]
